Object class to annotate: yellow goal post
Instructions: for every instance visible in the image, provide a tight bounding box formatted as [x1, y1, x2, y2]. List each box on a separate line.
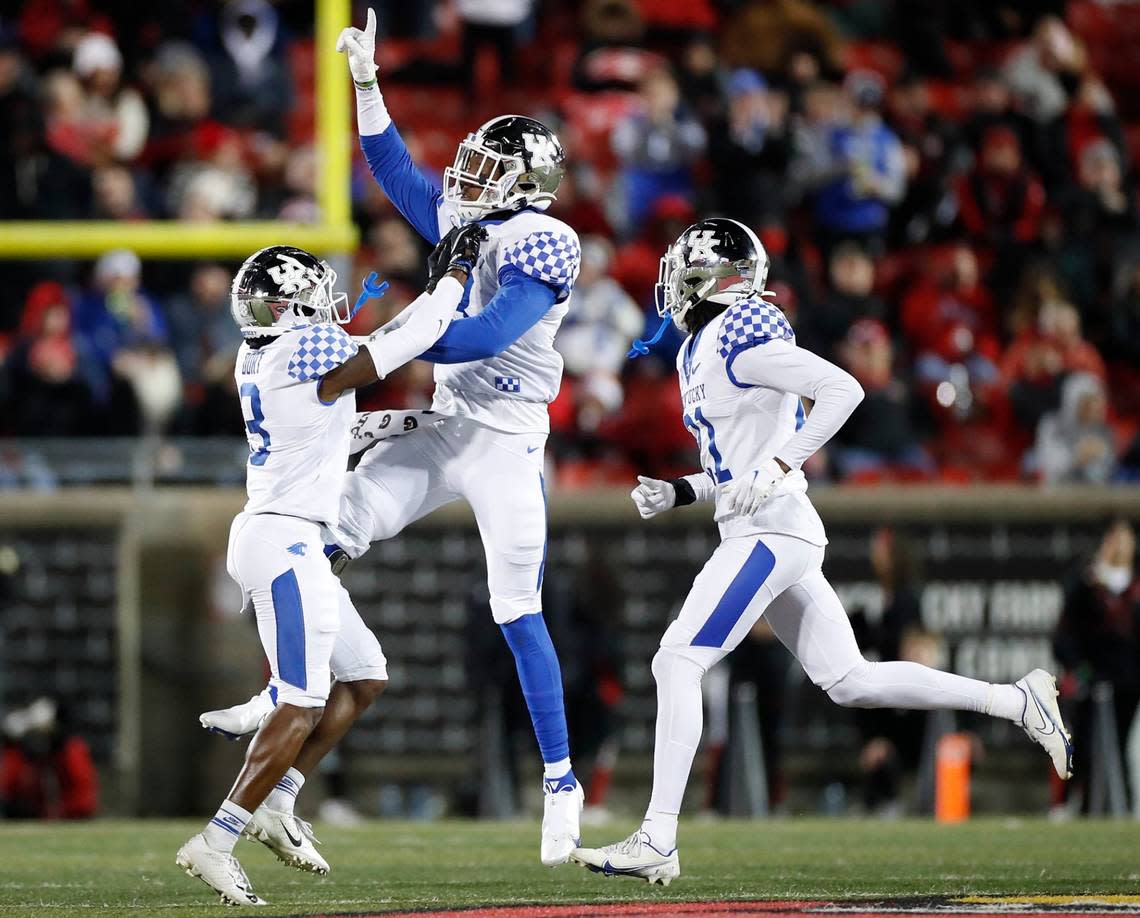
[0, 0, 355, 259]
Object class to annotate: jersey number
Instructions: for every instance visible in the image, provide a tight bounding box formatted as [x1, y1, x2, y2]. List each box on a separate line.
[240, 383, 271, 467]
[683, 407, 731, 483]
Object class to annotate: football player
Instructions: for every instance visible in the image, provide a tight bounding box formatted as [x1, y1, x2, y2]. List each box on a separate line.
[334, 8, 584, 864]
[569, 218, 1073, 885]
[176, 227, 487, 906]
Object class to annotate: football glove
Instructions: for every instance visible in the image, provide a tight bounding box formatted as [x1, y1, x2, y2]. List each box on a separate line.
[721, 459, 787, 517]
[630, 475, 676, 520]
[427, 224, 488, 292]
[336, 7, 378, 86]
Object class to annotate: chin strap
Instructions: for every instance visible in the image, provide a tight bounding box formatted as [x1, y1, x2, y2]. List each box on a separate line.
[351, 272, 390, 319]
[627, 316, 673, 359]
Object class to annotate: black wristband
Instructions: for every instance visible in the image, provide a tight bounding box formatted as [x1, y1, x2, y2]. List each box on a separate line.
[670, 478, 697, 507]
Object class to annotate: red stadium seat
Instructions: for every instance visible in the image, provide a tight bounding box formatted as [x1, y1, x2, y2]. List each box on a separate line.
[842, 41, 905, 85]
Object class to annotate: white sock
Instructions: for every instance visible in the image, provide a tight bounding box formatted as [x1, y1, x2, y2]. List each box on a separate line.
[543, 758, 572, 781]
[202, 800, 253, 854]
[641, 811, 678, 853]
[265, 767, 305, 815]
[646, 648, 706, 822]
[986, 682, 1027, 722]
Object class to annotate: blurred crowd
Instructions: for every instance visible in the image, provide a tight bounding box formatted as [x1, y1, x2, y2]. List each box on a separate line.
[2, 0, 1140, 487]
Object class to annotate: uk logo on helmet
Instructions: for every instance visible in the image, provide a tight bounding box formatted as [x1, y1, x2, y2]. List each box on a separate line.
[522, 132, 558, 166]
[268, 255, 319, 295]
[686, 230, 720, 262]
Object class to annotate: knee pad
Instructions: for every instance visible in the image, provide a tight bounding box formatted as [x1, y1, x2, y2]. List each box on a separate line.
[825, 659, 874, 708]
[490, 591, 542, 625]
[651, 645, 708, 688]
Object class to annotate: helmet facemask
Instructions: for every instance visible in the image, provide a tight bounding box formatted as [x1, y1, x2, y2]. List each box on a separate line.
[656, 252, 758, 330]
[443, 135, 563, 223]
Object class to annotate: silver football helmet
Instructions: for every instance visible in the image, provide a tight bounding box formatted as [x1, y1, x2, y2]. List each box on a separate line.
[230, 245, 350, 339]
[656, 218, 772, 329]
[443, 115, 565, 223]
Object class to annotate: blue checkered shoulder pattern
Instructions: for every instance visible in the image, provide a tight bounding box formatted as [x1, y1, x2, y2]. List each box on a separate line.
[286, 324, 359, 382]
[717, 297, 794, 360]
[502, 231, 581, 293]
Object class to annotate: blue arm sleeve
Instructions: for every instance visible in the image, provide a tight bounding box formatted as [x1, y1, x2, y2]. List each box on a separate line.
[360, 126, 443, 244]
[421, 267, 557, 364]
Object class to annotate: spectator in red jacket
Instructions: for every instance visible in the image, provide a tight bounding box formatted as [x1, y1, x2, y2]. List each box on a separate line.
[1002, 299, 1107, 435]
[2, 280, 104, 437]
[0, 698, 98, 819]
[902, 243, 1000, 373]
[956, 125, 1045, 248]
[956, 125, 1046, 300]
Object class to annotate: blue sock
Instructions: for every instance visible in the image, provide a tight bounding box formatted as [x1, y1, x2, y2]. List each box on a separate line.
[500, 612, 572, 770]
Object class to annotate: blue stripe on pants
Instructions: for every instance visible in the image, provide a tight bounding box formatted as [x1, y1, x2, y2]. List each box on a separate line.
[270, 569, 307, 690]
[690, 540, 777, 648]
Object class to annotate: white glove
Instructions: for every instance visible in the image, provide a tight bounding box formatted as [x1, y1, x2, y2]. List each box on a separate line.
[722, 459, 787, 517]
[336, 7, 377, 85]
[630, 475, 676, 520]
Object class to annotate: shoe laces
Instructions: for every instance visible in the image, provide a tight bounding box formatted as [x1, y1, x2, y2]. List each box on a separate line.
[294, 817, 321, 846]
[603, 830, 648, 857]
[223, 854, 256, 892]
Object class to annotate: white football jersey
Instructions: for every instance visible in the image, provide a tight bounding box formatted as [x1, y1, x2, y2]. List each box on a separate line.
[431, 206, 581, 434]
[235, 323, 358, 526]
[676, 294, 827, 546]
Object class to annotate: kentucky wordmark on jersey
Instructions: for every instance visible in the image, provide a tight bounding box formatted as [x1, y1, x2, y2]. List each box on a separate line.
[676, 294, 826, 546]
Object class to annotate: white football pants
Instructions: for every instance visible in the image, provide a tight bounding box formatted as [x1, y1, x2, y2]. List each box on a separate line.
[335, 415, 548, 624]
[227, 512, 388, 708]
[648, 532, 1012, 817]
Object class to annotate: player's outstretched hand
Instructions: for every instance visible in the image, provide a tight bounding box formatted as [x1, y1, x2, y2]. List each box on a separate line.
[722, 458, 786, 517]
[631, 475, 676, 519]
[336, 7, 378, 85]
[427, 224, 488, 291]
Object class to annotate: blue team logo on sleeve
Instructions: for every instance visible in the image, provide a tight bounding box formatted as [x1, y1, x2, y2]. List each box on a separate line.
[717, 298, 794, 359]
[503, 231, 581, 294]
[286, 325, 359, 382]
[494, 375, 522, 393]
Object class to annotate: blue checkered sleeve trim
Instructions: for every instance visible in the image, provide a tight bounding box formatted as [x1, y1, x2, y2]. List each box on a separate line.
[502, 231, 581, 292]
[286, 324, 359, 382]
[717, 297, 794, 359]
[494, 375, 522, 393]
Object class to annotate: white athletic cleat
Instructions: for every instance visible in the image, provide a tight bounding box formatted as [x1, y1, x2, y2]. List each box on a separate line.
[200, 688, 274, 740]
[175, 833, 267, 906]
[244, 806, 330, 875]
[1015, 669, 1074, 780]
[540, 777, 584, 866]
[570, 829, 681, 886]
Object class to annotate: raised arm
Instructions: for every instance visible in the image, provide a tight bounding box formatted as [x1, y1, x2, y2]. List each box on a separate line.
[338, 8, 444, 243]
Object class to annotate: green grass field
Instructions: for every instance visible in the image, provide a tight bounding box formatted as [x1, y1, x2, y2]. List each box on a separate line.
[0, 818, 1137, 917]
